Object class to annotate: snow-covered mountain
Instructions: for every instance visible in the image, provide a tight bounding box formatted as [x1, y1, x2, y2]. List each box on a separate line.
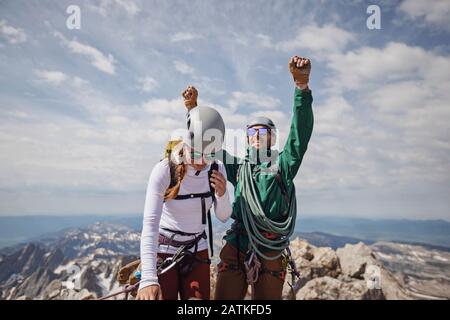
[0, 222, 139, 300]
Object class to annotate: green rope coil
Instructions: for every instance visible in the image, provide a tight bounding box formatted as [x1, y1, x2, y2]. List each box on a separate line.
[238, 160, 297, 260]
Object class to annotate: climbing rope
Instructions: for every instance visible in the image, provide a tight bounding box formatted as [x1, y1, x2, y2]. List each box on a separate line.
[238, 160, 297, 261]
[98, 281, 141, 300]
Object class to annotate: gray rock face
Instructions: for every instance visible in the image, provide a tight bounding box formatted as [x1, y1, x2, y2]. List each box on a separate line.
[13, 268, 57, 298]
[296, 276, 385, 300]
[79, 267, 103, 298]
[283, 240, 413, 300]
[0, 245, 65, 300]
[336, 242, 412, 299]
[285, 239, 341, 293]
[337, 242, 378, 279]
[310, 246, 341, 278]
[0, 244, 45, 283]
[42, 280, 62, 300]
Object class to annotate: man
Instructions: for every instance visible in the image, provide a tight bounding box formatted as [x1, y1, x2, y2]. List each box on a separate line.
[182, 55, 314, 300]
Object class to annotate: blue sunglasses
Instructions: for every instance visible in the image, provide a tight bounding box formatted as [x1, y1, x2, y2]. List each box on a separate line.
[247, 127, 269, 136]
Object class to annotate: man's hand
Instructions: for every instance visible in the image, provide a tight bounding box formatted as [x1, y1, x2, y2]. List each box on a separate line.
[288, 56, 311, 89]
[136, 284, 163, 300]
[181, 85, 198, 111]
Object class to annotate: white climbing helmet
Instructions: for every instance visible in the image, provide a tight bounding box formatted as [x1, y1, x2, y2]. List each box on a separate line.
[185, 106, 225, 154]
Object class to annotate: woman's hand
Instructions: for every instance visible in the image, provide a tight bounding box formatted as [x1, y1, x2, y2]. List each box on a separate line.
[135, 284, 163, 300]
[181, 85, 198, 111]
[210, 170, 227, 197]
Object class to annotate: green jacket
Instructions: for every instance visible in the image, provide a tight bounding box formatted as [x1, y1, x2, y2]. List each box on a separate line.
[220, 87, 314, 253]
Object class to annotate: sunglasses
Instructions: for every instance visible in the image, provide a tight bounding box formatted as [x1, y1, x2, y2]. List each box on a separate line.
[190, 151, 216, 161]
[247, 127, 270, 136]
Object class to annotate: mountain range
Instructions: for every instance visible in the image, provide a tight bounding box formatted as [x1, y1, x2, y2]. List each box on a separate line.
[1, 215, 449, 249]
[0, 222, 449, 300]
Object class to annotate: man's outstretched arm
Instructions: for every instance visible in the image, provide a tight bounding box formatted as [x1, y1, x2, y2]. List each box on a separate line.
[279, 56, 314, 182]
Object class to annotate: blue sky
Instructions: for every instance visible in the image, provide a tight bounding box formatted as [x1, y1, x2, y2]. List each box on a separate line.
[0, 0, 449, 219]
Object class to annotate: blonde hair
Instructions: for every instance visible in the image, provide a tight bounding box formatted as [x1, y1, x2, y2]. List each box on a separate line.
[164, 142, 188, 201]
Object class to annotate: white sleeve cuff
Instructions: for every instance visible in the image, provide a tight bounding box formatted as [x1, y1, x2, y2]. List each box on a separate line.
[213, 190, 232, 222]
[138, 278, 160, 291]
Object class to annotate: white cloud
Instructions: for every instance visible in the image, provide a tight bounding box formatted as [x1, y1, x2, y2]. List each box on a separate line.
[0, 95, 182, 198]
[255, 34, 273, 48]
[326, 42, 438, 90]
[313, 96, 357, 135]
[367, 81, 430, 113]
[114, 0, 140, 16]
[398, 0, 450, 30]
[276, 24, 355, 55]
[33, 70, 91, 91]
[192, 76, 226, 96]
[54, 32, 116, 75]
[170, 32, 203, 42]
[174, 60, 195, 75]
[228, 91, 282, 109]
[105, 115, 130, 125]
[250, 25, 355, 62]
[313, 40, 450, 194]
[138, 77, 159, 92]
[0, 20, 27, 44]
[72, 76, 89, 88]
[88, 0, 140, 17]
[67, 40, 116, 75]
[142, 98, 186, 121]
[34, 69, 68, 86]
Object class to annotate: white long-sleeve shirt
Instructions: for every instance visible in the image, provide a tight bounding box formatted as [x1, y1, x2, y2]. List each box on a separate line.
[139, 159, 232, 290]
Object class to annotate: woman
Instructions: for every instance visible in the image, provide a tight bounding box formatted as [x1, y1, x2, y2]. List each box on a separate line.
[136, 105, 232, 300]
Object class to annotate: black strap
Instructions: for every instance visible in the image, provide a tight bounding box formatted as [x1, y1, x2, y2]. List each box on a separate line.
[159, 230, 206, 247]
[207, 161, 218, 257]
[207, 208, 214, 257]
[274, 171, 290, 216]
[201, 197, 206, 224]
[173, 191, 213, 200]
[161, 227, 202, 237]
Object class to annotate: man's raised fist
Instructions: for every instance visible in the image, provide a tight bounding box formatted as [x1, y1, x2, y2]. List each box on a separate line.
[288, 56, 311, 88]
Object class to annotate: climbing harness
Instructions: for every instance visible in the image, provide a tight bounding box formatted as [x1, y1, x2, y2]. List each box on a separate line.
[98, 229, 210, 300]
[157, 228, 211, 276]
